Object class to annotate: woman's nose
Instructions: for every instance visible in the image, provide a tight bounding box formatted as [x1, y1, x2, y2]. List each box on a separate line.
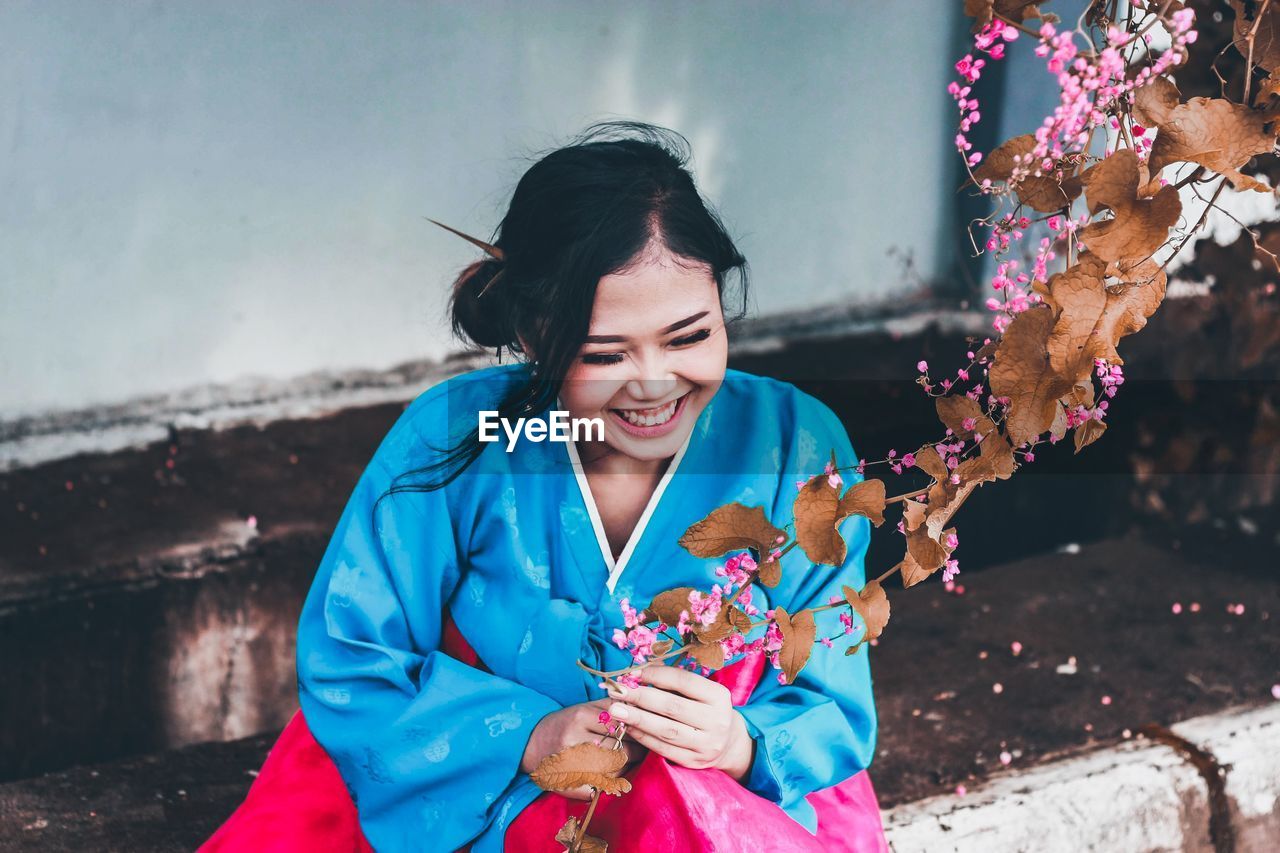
[625, 350, 677, 401]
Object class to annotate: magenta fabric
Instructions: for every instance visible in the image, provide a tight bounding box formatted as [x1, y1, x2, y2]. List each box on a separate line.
[201, 606, 888, 852]
[502, 645, 889, 853]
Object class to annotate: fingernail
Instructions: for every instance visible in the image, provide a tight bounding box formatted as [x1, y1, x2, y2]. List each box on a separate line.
[610, 704, 630, 719]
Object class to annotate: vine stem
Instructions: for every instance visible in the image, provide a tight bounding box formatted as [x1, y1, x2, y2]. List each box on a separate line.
[570, 791, 601, 853]
[992, 12, 1043, 39]
[886, 486, 931, 504]
[581, 420, 1014, 678]
[1243, 0, 1273, 105]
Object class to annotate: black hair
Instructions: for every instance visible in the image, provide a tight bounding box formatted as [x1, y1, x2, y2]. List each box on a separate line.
[375, 120, 750, 514]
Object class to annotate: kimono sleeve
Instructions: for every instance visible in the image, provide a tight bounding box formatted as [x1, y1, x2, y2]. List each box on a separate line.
[735, 397, 878, 833]
[295, 420, 562, 852]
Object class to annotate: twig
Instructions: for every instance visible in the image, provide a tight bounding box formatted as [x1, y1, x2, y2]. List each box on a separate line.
[570, 791, 602, 853]
[1244, 0, 1274, 105]
[993, 11, 1044, 39]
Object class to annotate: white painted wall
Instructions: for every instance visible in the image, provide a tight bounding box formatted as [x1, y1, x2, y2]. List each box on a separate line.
[1, 0, 962, 419]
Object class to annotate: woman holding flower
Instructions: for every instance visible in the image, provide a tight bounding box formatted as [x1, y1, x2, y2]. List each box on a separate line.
[203, 121, 887, 853]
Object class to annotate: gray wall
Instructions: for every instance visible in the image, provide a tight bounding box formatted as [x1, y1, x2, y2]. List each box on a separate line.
[1, 0, 962, 419]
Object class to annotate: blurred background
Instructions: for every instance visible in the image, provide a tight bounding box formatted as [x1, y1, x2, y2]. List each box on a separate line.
[1, 1, 1277, 849]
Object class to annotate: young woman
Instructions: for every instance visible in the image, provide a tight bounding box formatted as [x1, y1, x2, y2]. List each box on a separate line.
[202, 122, 888, 852]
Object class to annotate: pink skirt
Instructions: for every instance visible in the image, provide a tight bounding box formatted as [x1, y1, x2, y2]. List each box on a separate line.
[201, 609, 889, 853]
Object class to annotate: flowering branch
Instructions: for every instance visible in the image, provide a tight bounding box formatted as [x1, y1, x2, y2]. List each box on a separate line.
[530, 2, 1280, 847]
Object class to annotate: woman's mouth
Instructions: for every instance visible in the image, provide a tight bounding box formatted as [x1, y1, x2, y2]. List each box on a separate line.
[609, 390, 693, 438]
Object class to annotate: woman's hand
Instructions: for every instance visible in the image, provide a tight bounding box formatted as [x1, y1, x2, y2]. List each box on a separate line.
[521, 698, 648, 800]
[604, 664, 755, 782]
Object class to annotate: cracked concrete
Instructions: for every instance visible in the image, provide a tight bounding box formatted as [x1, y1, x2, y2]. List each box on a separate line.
[883, 704, 1280, 852]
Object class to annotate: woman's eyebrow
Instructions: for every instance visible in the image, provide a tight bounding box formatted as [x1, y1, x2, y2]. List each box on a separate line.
[584, 310, 710, 343]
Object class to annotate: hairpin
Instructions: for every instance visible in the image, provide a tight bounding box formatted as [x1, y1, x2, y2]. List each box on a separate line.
[426, 217, 507, 299]
[425, 217, 505, 262]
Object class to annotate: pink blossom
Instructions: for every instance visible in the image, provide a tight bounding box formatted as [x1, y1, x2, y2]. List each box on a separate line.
[620, 597, 643, 629]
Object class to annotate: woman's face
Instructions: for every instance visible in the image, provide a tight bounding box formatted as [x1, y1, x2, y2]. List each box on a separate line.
[558, 241, 729, 465]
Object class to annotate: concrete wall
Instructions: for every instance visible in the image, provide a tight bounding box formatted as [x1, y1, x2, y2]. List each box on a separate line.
[1, 0, 962, 419]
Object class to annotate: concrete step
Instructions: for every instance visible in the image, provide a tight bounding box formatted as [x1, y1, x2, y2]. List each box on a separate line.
[3, 704, 1276, 851]
[2, 316, 1276, 815]
[885, 703, 1280, 852]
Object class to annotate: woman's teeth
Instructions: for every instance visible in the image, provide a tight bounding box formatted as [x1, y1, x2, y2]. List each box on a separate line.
[615, 395, 683, 427]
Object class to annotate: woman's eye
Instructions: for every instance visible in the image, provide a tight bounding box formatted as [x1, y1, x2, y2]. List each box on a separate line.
[671, 328, 711, 347]
[579, 329, 709, 365]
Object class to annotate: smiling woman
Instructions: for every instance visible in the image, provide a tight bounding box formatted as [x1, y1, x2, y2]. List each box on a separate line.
[555, 243, 728, 462]
[200, 121, 888, 853]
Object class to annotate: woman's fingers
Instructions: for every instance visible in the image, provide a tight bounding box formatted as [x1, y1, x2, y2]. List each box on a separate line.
[610, 684, 713, 732]
[607, 701, 701, 749]
[635, 663, 725, 704]
[624, 723, 703, 767]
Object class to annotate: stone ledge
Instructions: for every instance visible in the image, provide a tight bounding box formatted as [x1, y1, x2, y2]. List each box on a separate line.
[884, 703, 1280, 853]
[4, 705, 1276, 851]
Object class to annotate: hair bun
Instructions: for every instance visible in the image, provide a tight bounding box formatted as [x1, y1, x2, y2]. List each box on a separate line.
[450, 258, 511, 349]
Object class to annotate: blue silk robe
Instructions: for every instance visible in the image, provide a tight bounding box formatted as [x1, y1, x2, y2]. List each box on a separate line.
[296, 362, 878, 852]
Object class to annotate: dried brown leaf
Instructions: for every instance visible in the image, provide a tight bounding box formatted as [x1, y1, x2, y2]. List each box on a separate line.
[978, 428, 1017, 479]
[756, 557, 782, 588]
[902, 496, 928, 531]
[1074, 417, 1108, 453]
[1145, 97, 1278, 193]
[974, 134, 1084, 212]
[774, 606, 816, 684]
[1045, 253, 1166, 377]
[1090, 271, 1168, 365]
[843, 580, 891, 639]
[899, 525, 959, 589]
[1131, 76, 1181, 129]
[556, 817, 608, 853]
[1079, 150, 1182, 262]
[1067, 379, 1095, 410]
[912, 443, 950, 483]
[1049, 400, 1071, 441]
[678, 502, 787, 559]
[1229, 0, 1280, 72]
[935, 395, 992, 442]
[532, 742, 632, 795]
[894, 498, 957, 588]
[647, 587, 697, 628]
[966, 0, 1044, 32]
[839, 478, 887, 527]
[989, 304, 1075, 445]
[692, 602, 738, 644]
[793, 473, 886, 566]
[1260, 73, 1280, 103]
[684, 637, 726, 670]
[1047, 254, 1109, 382]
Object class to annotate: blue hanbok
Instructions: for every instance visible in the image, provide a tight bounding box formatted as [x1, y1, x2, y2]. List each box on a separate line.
[294, 362, 879, 852]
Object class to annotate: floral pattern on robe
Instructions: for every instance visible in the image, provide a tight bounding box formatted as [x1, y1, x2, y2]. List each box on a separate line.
[296, 362, 877, 852]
